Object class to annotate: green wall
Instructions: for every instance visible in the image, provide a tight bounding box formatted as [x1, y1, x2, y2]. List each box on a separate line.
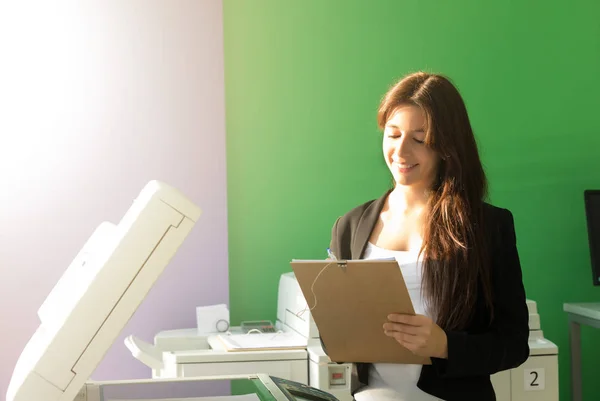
[223, 2, 600, 400]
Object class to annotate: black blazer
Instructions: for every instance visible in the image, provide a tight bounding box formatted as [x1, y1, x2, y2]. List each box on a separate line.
[326, 190, 530, 401]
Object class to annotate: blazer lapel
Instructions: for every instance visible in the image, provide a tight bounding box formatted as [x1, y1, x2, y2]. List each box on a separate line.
[351, 189, 391, 258]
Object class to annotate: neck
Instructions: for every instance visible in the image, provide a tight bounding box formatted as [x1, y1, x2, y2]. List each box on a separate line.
[388, 185, 430, 214]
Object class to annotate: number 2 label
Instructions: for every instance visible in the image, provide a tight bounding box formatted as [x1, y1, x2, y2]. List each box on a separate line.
[524, 368, 545, 391]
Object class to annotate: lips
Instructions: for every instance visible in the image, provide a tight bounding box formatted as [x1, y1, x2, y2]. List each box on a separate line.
[393, 162, 418, 173]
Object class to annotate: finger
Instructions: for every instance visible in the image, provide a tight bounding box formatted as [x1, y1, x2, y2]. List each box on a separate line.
[387, 314, 428, 326]
[386, 330, 420, 344]
[396, 333, 421, 345]
[383, 322, 423, 335]
[392, 333, 427, 350]
[397, 339, 422, 354]
[384, 331, 418, 344]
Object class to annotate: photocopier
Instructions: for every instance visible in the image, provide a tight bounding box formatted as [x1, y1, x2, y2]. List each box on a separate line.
[6, 181, 336, 401]
[127, 273, 560, 401]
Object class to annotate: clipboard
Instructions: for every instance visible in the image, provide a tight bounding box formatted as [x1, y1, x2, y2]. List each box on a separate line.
[290, 259, 431, 365]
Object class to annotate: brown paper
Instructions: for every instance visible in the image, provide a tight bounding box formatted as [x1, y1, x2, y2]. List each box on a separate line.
[291, 259, 431, 365]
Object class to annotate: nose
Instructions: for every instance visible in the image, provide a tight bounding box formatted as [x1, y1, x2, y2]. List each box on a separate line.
[394, 134, 413, 158]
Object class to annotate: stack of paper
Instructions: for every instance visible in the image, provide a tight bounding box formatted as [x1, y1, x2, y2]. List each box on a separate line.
[217, 330, 307, 352]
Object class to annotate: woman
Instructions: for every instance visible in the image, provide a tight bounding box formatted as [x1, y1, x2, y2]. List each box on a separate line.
[327, 72, 529, 401]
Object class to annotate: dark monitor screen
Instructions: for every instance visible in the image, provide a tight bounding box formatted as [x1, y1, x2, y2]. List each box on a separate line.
[584, 190, 600, 286]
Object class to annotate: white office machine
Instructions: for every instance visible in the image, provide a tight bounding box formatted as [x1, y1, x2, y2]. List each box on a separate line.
[126, 273, 353, 401]
[6, 181, 337, 401]
[490, 299, 559, 401]
[128, 274, 559, 401]
[6, 181, 201, 401]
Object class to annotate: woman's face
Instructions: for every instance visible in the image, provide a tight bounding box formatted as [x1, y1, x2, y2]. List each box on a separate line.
[383, 105, 440, 190]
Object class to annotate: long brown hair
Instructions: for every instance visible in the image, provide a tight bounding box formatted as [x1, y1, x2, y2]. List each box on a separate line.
[377, 72, 492, 331]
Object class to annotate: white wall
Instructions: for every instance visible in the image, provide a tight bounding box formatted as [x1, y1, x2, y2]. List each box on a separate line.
[0, 0, 228, 396]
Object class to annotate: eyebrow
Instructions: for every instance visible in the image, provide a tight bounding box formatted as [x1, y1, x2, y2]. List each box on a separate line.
[385, 124, 425, 133]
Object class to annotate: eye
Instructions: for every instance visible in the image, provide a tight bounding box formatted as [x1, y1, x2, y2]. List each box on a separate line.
[413, 138, 425, 144]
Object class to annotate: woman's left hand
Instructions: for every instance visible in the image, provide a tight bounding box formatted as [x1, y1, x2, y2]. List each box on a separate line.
[383, 314, 448, 359]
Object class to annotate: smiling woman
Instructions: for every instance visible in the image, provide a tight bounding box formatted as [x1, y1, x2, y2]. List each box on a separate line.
[382, 105, 440, 192]
[325, 72, 530, 401]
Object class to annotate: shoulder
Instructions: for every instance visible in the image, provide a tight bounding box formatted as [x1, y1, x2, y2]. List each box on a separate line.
[482, 202, 514, 224]
[332, 190, 389, 234]
[336, 199, 377, 226]
[481, 202, 518, 248]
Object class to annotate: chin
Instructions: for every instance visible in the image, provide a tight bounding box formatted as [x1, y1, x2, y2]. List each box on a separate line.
[393, 178, 424, 188]
[393, 179, 413, 187]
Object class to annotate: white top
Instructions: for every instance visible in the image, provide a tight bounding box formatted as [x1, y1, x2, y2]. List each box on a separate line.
[353, 242, 442, 401]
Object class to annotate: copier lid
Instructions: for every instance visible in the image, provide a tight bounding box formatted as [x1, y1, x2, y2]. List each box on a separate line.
[6, 181, 201, 401]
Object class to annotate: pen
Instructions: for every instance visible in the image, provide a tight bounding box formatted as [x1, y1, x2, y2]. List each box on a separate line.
[326, 248, 337, 260]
